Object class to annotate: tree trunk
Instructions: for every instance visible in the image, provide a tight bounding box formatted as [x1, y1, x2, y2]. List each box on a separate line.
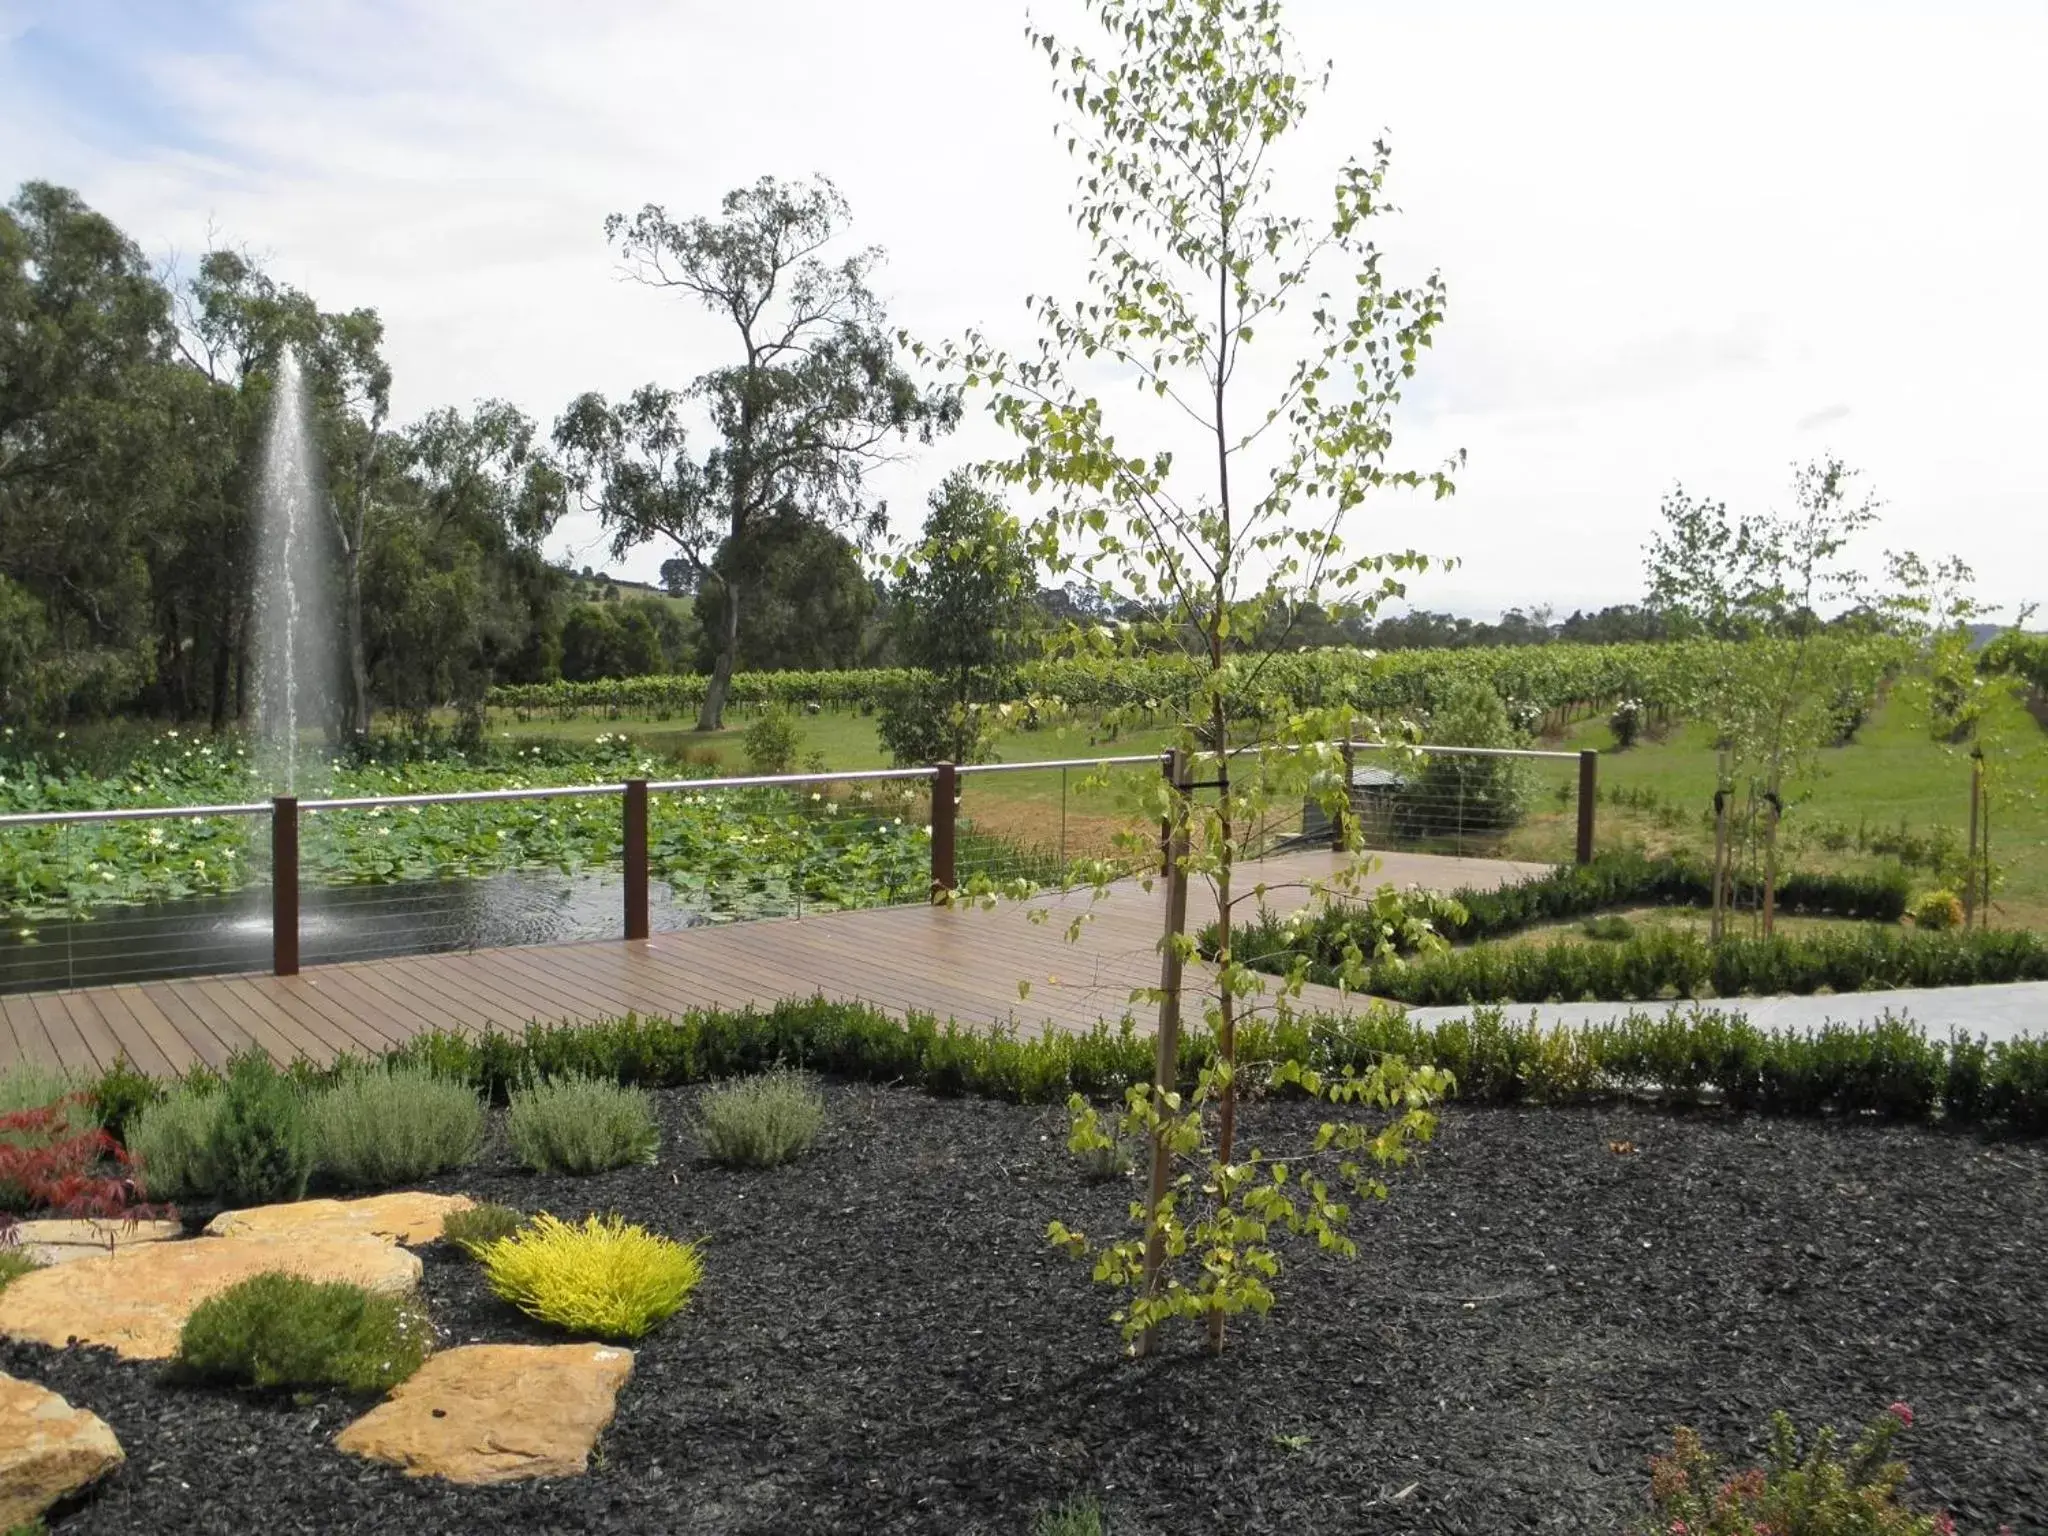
[345, 545, 370, 739]
[1208, 693, 1237, 1355]
[209, 614, 234, 735]
[697, 577, 741, 731]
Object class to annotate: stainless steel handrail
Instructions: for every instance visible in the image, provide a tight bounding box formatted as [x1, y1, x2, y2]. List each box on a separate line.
[956, 753, 1160, 775]
[0, 801, 272, 828]
[1347, 740, 1583, 761]
[648, 766, 937, 793]
[301, 783, 620, 812]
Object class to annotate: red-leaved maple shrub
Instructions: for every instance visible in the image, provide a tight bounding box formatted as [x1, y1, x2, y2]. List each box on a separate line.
[0, 1095, 173, 1247]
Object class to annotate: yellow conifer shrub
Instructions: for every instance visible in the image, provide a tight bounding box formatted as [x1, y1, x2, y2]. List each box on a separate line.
[477, 1212, 703, 1340]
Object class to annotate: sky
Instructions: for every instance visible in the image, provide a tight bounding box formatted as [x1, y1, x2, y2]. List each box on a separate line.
[2, 0, 2043, 622]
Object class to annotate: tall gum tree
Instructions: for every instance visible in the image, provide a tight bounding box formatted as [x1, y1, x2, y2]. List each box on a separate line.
[922, 0, 1461, 1355]
[554, 176, 958, 731]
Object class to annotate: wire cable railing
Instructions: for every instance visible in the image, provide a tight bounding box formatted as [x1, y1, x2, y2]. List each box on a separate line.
[0, 741, 1604, 991]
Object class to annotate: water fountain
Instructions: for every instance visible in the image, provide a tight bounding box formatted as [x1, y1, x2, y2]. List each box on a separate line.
[252, 345, 334, 793]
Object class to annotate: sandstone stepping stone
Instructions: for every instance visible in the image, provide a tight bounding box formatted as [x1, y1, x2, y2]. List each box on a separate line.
[11, 1218, 184, 1268]
[0, 1232, 420, 1360]
[335, 1343, 634, 1485]
[0, 1371, 124, 1527]
[205, 1191, 474, 1247]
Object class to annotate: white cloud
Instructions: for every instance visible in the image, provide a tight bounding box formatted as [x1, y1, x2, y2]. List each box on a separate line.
[2, 0, 2042, 617]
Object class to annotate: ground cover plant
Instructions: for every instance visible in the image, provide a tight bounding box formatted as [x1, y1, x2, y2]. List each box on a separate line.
[0, 1246, 41, 1292]
[475, 1211, 702, 1340]
[505, 1074, 660, 1174]
[691, 1068, 825, 1168]
[170, 1272, 429, 1395]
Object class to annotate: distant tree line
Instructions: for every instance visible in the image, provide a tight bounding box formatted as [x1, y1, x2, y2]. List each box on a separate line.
[7, 174, 1896, 743]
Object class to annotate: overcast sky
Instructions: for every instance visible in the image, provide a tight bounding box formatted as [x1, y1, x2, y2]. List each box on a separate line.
[3, 0, 2042, 621]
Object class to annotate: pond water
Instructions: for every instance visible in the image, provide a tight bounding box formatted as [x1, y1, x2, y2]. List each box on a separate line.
[0, 872, 714, 994]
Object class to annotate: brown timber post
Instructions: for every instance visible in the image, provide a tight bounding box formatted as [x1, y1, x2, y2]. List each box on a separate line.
[1575, 749, 1598, 865]
[272, 796, 299, 977]
[930, 762, 957, 900]
[624, 779, 650, 941]
[1138, 746, 1192, 1360]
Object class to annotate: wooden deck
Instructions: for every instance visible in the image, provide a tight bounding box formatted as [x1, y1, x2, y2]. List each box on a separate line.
[0, 850, 1546, 1078]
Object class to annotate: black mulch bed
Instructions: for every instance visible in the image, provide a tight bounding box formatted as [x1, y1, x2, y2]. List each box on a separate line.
[9, 1087, 2047, 1535]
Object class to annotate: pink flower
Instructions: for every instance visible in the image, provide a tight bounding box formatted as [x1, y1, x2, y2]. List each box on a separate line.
[1886, 1401, 1914, 1428]
[1933, 1516, 1955, 1536]
[1669, 1524, 1688, 1536]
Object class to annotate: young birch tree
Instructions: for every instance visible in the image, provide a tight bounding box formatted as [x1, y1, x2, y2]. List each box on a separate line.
[922, 0, 1459, 1355]
[1646, 456, 1887, 931]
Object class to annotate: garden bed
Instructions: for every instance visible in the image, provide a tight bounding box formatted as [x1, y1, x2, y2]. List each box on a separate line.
[7, 1083, 2045, 1534]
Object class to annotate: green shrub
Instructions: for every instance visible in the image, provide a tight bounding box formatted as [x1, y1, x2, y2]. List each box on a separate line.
[1637, 1403, 1953, 1535]
[741, 707, 802, 775]
[88, 1056, 160, 1142]
[477, 1212, 701, 1340]
[0, 1247, 42, 1292]
[309, 1066, 484, 1188]
[203, 1052, 314, 1206]
[1911, 889, 1964, 931]
[1400, 680, 1531, 836]
[1580, 913, 1635, 942]
[1035, 1498, 1106, 1536]
[506, 1074, 659, 1174]
[0, 1063, 80, 1123]
[441, 1202, 525, 1256]
[171, 1271, 429, 1393]
[693, 1070, 825, 1168]
[125, 1085, 225, 1202]
[875, 678, 1000, 768]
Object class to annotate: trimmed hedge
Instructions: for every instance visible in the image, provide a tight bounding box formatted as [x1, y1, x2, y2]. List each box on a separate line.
[75, 998, 2048, 1165]
[1230, 850, 1912, 972]
[377, 997, 2043, 1131]
[1300, 924, 2048, 1007]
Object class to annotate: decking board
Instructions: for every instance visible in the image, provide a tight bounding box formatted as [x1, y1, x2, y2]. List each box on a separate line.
[0, 850, 1544, 1076]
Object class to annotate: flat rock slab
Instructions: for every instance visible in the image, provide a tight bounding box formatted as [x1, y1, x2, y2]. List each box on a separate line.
[205, 1191, 475, 1247]
[0, 1233, 421, 1360]
[11, 1218, 184, 1268]
[335, 1343, 634, 1485]
[0, 1370, 124, 1527]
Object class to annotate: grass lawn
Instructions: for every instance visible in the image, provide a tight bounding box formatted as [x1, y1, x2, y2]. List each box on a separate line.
[1500, 678, 2048, 929]
[1491, 904, 1881, 951]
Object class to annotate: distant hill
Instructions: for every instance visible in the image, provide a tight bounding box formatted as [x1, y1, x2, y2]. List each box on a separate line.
[558, 566, 691, 614]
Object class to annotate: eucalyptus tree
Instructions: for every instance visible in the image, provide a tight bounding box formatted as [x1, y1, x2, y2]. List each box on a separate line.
[926, 0, 1459, 1353]
[0, 182, 177, 719]
[553, 176, 957, 730]
[364, 401, 568, 733]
